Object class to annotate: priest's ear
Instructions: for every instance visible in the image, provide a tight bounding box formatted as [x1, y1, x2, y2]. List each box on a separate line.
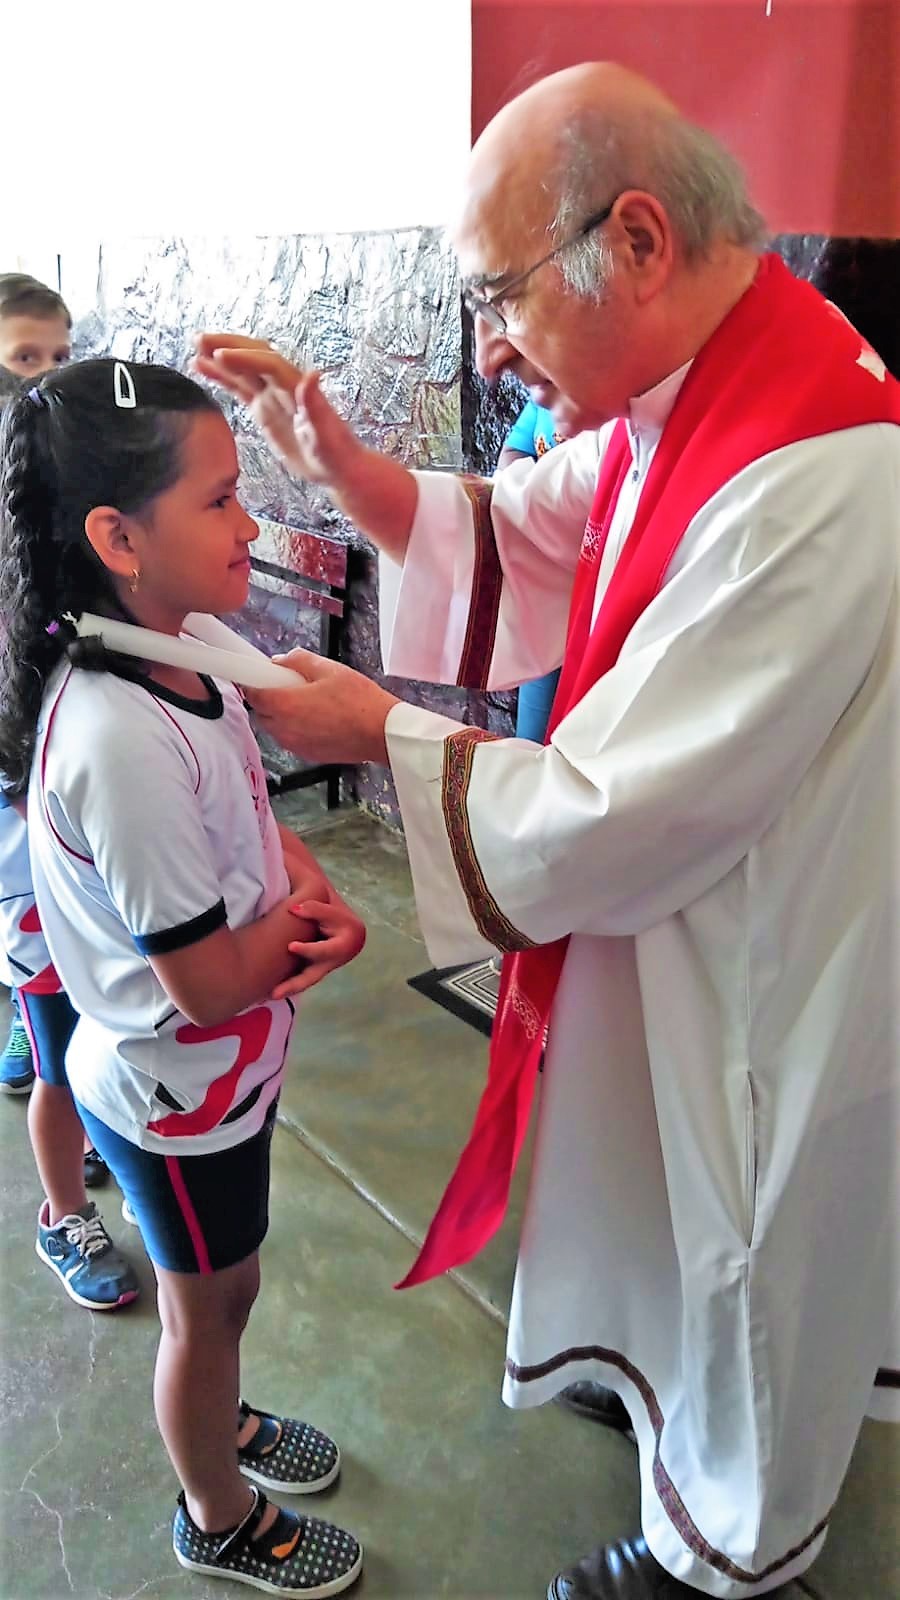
[612, 190, 673, 304]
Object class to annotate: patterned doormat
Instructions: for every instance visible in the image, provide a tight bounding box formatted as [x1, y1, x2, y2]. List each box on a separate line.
[407, 959, 500, 1039]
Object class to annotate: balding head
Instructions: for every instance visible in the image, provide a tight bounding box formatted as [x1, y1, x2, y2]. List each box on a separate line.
[459, 62, 763, 278]
[454, 63, 764, 433]
[472, 62, 678, 183]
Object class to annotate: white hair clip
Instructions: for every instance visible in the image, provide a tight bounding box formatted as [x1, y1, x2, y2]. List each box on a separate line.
[113, 361, 137, 409]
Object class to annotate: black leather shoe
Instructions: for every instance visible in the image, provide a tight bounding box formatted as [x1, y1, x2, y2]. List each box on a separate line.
[555, 1382, 636, 1440]
[548, 1534, 797, 1599]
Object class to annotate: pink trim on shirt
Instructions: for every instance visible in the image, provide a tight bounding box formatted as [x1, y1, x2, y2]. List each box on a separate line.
[146, 691, 202, 793]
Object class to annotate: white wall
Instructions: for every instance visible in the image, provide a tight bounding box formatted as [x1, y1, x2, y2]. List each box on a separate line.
[4, 0, 470, 258]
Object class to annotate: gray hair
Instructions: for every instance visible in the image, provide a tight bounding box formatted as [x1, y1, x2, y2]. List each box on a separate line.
[547, 111, 768, 300]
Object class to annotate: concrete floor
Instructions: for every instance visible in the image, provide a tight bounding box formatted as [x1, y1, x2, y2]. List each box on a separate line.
[1, 798, 897, 1600]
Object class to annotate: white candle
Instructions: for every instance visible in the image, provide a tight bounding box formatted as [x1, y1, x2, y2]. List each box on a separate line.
[73, 613, 302, 690]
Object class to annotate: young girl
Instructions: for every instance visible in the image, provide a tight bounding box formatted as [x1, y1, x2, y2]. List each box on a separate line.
[0, 358, 365, 1597]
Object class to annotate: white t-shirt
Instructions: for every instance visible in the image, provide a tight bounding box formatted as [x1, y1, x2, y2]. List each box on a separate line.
[0, 798, 60, 995]
[29, 663, 294, 1154]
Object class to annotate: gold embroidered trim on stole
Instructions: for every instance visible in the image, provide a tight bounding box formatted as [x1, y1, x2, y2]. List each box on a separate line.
[457, 476, 503, 690]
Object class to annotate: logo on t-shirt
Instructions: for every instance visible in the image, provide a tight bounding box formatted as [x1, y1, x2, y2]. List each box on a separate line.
[245, 759, 268, 841]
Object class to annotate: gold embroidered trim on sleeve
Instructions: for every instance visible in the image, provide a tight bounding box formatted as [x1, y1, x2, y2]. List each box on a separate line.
[441, 727, 536, 951]
[457, 476, 503, 691]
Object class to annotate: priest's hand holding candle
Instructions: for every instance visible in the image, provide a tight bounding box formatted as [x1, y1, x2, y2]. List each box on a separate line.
[246, 650, 401, 769]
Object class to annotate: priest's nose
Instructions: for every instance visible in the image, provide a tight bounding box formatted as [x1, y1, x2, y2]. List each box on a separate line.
[473, 314, 518, 383]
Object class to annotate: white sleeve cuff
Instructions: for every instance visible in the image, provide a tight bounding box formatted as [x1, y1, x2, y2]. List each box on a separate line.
[379, 473, 477, 683]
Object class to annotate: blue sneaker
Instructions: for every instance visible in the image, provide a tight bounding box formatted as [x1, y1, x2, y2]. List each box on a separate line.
[0, 1001, 35, 1094]
[35, 1200, 140, 1311]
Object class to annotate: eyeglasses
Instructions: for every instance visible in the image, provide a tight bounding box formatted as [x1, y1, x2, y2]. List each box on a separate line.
[462, 200, 618, 334]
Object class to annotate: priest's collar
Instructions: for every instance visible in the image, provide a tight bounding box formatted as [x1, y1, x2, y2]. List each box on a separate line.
[628, 359, 693, 445]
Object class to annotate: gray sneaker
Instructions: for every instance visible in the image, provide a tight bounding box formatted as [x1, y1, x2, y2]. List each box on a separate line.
[35, 1200, 140, 1310]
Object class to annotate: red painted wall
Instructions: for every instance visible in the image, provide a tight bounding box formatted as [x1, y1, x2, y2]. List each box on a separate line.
[472, 0, 899, 236]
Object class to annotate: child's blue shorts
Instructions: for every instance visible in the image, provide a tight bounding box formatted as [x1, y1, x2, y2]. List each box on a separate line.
[75, 1095, 278, 1275]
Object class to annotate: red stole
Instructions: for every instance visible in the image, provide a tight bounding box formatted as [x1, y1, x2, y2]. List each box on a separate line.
[398, 253, 900, 1290]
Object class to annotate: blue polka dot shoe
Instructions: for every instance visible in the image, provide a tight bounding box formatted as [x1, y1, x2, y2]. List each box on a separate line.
[238, 1400, 341, 1495]
[173, 1484, 363, 1597]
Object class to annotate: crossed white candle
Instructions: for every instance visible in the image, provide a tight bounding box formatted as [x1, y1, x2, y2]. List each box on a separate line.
[72, 612, 301, 690]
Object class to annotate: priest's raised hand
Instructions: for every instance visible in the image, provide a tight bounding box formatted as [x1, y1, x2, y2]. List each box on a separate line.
[191, 332, 417, 562]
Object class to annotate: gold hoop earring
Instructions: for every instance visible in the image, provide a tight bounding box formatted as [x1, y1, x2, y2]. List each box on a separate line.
[129, 568, 141, 594]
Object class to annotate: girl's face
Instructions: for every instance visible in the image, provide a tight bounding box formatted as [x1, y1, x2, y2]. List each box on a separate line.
[124, 411, 259, 630]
